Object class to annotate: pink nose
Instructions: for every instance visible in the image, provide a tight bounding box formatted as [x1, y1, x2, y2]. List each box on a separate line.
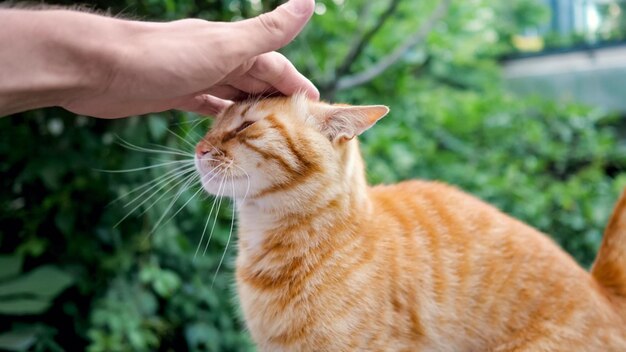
[195, 143, 211, 157]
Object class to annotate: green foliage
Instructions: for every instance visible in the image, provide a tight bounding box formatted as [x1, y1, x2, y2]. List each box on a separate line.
[0, 266, 73, 314]
[0, 255, 73, 351]
[1, 0, 625, 351]
[0, 325, 63, 352]
[0, 328, 37, 352]
[1, 106, 252, 350]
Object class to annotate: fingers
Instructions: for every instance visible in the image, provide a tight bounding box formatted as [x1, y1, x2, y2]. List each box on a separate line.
[228, 74, 275, 97]
[203, 85, 246, 101]
[214, 51, 319, 100]
[176, 94, 234, 116]
[233, 0, 315, 59]
[173, 0, 318, 115]
[246, 52, 319, 100]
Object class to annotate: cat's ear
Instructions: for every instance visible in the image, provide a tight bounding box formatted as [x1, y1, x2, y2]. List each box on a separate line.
[314, 104, 389, 143]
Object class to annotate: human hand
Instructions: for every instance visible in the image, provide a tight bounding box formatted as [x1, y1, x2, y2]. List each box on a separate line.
[0, 0, 318, 118]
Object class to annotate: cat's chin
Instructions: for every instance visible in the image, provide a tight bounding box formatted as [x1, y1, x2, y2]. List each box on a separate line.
[199, 177, 251, 200]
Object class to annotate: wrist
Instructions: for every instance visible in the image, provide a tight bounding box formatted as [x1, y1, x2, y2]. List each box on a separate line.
[0, 9, 131, 116]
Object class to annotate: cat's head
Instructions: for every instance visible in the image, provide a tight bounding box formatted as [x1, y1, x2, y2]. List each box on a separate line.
[194, 94, 388, 201]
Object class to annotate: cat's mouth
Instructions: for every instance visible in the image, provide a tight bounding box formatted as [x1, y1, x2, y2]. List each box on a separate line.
[196, 165, 248, 185]
[197, 167, 249, 198]
[195, 156, 226, 173]
[195, 155, 248, 180]
[200, 171, 246, 181]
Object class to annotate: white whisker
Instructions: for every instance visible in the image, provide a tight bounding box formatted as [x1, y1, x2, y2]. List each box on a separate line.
[147, 143, 195, 155]
[169, 117, 206, 127]
[158, 164, 228, 230]
[213, 168, 237, 287]
[96, 159, 194, 173]
[121, 145, 193, 158]
[194, 173, 227, 259]
[107, 165, 194, 206]
[123, 166, 196, 208]
[147, 173, 200, 235]
[114, 170, 197, 227]
[139, 173, 199, 216]
[147, 160, 229, 235]
[183, 118, 210, 140]
[232, 163, 251, 204]
[167, 128, 198, 150]
[197, 172, 228, 259]
[203, 172, 229, 257]
[116, 137, 194, 158]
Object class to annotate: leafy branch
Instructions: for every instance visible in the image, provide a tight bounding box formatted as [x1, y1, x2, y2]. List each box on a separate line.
[321, 0, 452, 98]
[333, 0, 402, 80]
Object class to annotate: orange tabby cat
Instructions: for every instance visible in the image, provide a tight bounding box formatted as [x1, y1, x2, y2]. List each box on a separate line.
[194, 94, 626, 351]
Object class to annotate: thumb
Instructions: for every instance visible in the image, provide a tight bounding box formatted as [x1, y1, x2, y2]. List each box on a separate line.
[234, 0, 315, 58]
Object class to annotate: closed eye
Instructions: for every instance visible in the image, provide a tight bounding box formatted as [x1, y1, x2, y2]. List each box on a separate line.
[235, 121, 255, 134]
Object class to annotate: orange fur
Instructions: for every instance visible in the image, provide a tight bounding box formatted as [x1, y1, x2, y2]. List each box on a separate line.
[195, 95, 626, 351]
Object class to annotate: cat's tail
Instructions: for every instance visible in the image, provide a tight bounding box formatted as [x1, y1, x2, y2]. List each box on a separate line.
[591, 189, 626, 301]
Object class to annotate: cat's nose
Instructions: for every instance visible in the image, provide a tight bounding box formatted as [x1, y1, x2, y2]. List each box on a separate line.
[195, 143, 211, 157]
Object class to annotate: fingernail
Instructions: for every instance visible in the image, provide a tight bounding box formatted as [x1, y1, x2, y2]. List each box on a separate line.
[308, 86, 320, 100]
[281, 0, 312, 15]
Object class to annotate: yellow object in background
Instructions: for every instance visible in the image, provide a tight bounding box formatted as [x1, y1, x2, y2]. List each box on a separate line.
[512, 34, 545, 52]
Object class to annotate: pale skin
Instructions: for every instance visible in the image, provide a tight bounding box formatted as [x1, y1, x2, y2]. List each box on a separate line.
[0, 0, 319, 118]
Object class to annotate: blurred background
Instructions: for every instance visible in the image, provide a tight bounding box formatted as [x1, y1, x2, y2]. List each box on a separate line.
[2, 0, 626, 350]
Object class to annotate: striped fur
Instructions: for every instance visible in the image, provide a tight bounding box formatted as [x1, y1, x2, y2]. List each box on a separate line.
[195, 95, 626, 351]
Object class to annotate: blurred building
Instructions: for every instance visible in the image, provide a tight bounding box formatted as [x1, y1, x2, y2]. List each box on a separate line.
[504, 0, 626, 113]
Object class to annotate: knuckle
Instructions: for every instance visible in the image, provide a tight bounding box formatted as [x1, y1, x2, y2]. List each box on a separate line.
[256, 14, 286, 42]
[251, 55, 272, 74]
[240, 56, 258, 74]
[250, 52, 285, 76]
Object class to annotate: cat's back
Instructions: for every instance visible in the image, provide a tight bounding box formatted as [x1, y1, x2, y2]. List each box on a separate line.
[368, 179, 537, 249]
[366, 180, 625, 351]
[368, 179, 573, 260]
[369, 179, 500, 225]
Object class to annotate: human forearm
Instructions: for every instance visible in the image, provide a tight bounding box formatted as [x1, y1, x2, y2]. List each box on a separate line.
[0, 9, 126, 116]
[0, 0, 317, 118]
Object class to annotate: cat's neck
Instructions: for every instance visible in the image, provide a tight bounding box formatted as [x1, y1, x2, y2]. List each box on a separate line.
[236, 139, 371, 255]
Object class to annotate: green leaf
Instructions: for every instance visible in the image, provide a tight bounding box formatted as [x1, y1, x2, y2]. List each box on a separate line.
[0, 255, 23, 281]
[15, 238, 47, 258]
[54, 210, 75, 235]
[152, 270, 181, 298]
[0, 328, 37, 351]
[148, 115, 169, 140]
[0, 266, 73, 298]
[185, 322, 220, 351]
[0, 298, 50, 315]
